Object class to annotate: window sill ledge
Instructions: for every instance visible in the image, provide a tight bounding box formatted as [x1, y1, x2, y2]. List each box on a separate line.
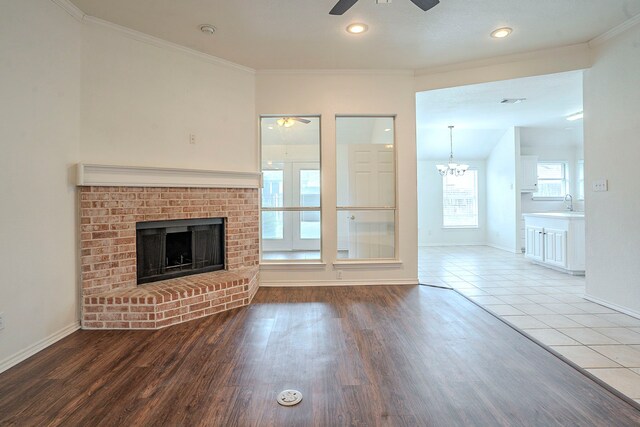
[260, 262, 326, 270]
[333, 260, 403, 269]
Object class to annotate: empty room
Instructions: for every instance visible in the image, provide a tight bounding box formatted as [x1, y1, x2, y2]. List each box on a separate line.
[1, 0, 640, 425]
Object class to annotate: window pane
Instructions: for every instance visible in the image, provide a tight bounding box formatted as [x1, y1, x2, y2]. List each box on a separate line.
[337, 210, 395, 259]
[537, 163, 564, 179]
[443, 170, 478, 228]
[300, 211, 320, 239]
[537, 180, 565, 198]
[262, 170, 283, 207]
[262, 117, 320, 208]
[577, 161, 585, 200]
[336, 117, 395, 208]
[535, 162, 567, 198]
[261, 211, 283, 239]
[262, 210, 321, 260]
[300, 170, 320, 207]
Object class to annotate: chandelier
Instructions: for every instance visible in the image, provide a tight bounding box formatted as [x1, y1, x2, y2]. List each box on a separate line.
[436, 125, 469, 177]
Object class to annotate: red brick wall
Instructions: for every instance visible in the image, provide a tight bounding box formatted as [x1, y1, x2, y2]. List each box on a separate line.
[79, 187, 259, 296]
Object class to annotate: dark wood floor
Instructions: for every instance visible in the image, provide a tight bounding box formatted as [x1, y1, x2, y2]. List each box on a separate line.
[1, 286, 639, 426]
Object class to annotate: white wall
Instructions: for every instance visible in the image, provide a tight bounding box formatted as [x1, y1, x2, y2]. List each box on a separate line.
[584, 23, 640, 315]
[256, 71, 418, 285]
[80, 21, 257, 172]
[486, 128, 519, 252]
[418, 160, 487, 246]
[0, 0, 81, 369]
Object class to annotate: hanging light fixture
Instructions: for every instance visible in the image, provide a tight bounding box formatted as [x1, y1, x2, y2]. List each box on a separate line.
[436, 126, 469, 177]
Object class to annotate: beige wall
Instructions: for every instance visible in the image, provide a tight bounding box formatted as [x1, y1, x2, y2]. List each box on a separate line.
[0, 0, 82, 368]
[80, 21, 257, 172]
[256, 71, 418, 285]
[583, 23, 640, 315]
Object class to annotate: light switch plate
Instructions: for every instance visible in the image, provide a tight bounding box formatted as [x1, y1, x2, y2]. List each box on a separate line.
[592, 179, 608, 192]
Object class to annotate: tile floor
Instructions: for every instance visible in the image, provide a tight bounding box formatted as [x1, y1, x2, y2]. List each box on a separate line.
[419, 245, 640, 404]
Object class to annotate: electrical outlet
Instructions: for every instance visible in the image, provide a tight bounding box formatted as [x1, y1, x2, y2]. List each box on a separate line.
[592, 179, 608, 192]
[336, 270, 343, 280]
[0, 313, 4, 331]
[189, 133, 196, 145]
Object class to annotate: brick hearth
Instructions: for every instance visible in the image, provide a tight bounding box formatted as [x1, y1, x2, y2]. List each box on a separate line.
[79, 186, 259, 329]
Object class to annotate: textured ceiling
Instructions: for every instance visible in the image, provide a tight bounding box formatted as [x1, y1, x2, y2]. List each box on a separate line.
[70, 0, 640, 69]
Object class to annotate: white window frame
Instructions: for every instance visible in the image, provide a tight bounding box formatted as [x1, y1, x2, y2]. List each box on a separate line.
[259, 115, 322, 263]
[335, 115, 398, 262]
[532, 161, 569, 200]
[442, 168, 479, 229]
[576, 160, 584, 201]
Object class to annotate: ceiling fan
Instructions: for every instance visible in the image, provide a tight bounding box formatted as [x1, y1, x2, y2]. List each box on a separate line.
[330, 0, 439, 15]
[277, 117, 311, 128]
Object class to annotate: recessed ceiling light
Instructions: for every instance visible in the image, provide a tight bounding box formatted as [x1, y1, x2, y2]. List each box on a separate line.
[490, 27, 512, 38]
[566, 112, 584, 121]
[200, 24, 216, 35]
[346, 23, 368, 34]
[384, 128, 391, 132]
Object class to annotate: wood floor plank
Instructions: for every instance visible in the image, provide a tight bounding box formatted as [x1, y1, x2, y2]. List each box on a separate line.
[1, 285, 639, 426]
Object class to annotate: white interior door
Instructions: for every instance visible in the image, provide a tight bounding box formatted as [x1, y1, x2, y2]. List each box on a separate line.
[347, 144, 395, 259]
[292, 163, 320, 250]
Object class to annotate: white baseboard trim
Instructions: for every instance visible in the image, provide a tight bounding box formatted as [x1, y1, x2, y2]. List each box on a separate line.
[419, 243, 486, 247]
[583, 295, 640, 320]
[260, 279, 418, 287]
[0, 321, 81, 374]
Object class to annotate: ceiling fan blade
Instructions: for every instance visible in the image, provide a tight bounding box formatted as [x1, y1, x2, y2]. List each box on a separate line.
[409, 0, 440, 12]
[329, 0, 359, 15]
[292, 117, 311, 124]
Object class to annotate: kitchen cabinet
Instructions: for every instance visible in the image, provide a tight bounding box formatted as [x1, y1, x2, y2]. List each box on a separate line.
[520, 155, 538, 193]
[523, 212, 584, 275]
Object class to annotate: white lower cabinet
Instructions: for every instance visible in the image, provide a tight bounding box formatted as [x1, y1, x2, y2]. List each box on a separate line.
[543, 228, 567, 268]
[523, 213, 584, 275]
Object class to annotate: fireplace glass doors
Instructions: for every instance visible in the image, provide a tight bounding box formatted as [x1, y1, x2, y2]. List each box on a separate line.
[136, 218, 224, 285]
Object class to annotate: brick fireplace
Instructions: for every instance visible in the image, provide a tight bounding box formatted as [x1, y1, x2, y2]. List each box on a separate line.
[79, 184, 260, 329]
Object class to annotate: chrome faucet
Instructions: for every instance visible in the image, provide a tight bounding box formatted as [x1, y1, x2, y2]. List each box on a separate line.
[564, 194, 573, 211]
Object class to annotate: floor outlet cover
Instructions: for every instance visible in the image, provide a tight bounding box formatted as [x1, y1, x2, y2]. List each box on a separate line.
[277, 390, 303, 406]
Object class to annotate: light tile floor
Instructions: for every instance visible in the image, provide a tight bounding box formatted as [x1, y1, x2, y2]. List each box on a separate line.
[419, 246, 640, 402]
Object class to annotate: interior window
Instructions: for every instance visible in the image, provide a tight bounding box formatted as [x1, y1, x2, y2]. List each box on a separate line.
[336, 116, 396, 260]
[260, 116, 321, 261]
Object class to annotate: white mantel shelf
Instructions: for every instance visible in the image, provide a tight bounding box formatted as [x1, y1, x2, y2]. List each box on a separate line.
[76, 163, 261, 189]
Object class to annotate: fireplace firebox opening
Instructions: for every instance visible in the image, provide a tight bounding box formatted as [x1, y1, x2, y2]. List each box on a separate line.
[136, 218, 225, 285]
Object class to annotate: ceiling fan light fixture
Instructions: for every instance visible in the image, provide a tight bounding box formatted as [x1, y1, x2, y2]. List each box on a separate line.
[490, 27, 512, 39]
[346, 23, 368, 34]
[277, 118, 295, 128]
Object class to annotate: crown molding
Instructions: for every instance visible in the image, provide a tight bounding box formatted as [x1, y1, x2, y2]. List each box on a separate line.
[83, 16, 255, 74]
[589, 13, 640, 47]
[50, 0, 85, 21]
[414, 43, 591, 77]
[256, 69, 414, 76]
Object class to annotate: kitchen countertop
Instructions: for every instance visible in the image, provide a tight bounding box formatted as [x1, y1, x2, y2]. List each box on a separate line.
[522, 212, 585, 220]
